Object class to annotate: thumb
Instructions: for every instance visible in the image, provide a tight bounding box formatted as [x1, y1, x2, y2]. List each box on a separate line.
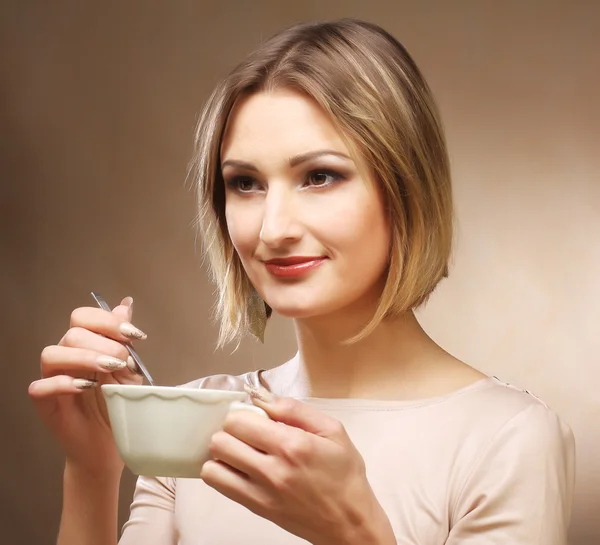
[112, 296, 134, 322]
[244, 384, 346, 441]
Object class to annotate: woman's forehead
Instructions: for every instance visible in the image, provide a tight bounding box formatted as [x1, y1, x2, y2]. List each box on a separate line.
[220, 90, 350, 163]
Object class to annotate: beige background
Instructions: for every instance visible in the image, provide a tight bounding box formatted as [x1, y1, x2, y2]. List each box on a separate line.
[1, 1, 598, 543]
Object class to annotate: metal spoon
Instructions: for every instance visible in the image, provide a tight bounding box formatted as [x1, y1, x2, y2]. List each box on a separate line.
[91, 291, 155, 386]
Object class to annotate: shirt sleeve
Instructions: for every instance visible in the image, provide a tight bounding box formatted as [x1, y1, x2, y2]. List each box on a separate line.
[446, 403, 575, 545]
[118, 475, 177, 544]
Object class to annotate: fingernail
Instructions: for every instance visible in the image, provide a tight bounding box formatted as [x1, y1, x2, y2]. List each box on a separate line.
[119, 322, 147, 340]
[126, 356, 143, 376]
[73, 378, 98, 390]
[97, 355, 127, 371]
[121, 297, 134, 321]
[244, 383, 275, 404]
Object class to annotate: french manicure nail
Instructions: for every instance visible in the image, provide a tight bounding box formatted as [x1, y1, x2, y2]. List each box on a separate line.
[97, 355, 127, 371]
[73, 378, 98, 390]
[119, 322, 147, 340]
[244, 383, 275, 404]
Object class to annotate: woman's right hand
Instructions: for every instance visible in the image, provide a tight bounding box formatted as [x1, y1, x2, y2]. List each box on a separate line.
[29, 296, 146, 478]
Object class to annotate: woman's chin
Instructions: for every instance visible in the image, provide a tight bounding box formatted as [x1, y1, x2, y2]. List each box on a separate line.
[272, 307, 319, 319]
[269, 302, 332, 320]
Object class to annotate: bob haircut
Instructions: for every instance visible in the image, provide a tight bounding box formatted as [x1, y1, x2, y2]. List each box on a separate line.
[192, 18, 453, 347]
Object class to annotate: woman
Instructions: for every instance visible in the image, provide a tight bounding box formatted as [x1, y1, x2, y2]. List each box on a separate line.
[29, 18, 575, 545]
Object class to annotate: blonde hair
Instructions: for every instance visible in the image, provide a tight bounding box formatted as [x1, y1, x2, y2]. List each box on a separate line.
[192, 18, 453, 347]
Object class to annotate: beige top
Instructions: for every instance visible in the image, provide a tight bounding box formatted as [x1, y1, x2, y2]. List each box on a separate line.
[119, 371, 575, 544]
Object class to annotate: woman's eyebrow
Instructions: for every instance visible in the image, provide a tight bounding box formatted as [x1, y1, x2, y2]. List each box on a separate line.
[288, 149, 351, 166]
[221, 159, 258, 172]
[221, 149, 351, 171]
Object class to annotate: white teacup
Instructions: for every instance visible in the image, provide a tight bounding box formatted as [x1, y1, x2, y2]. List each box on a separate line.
[101, 384, 268, 479]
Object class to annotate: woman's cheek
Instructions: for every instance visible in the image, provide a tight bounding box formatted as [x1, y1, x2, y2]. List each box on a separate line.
[227, 208, 260, 253]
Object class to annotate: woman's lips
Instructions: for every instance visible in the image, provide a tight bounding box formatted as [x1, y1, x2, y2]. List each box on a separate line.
[264, 257, 327, 278]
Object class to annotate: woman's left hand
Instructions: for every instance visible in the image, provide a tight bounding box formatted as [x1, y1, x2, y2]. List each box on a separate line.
[200, 386, 396, 545]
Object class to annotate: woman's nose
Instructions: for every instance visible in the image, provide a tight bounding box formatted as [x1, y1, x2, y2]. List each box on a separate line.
[259, 189, 303, 248]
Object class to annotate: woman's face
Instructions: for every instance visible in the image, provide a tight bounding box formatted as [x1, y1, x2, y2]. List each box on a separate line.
[221, 89, 391, 319]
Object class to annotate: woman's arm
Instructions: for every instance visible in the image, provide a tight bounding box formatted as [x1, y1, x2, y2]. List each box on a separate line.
[118, 475, 177, 544]
[58, 464, 121, 545]
[58, 467, 178, 545]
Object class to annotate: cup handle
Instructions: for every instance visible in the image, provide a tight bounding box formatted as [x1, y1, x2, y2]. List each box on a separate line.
[228, 400, 269, 419]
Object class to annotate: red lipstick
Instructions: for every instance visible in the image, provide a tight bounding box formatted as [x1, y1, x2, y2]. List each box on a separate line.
[264, 256, 327, 278]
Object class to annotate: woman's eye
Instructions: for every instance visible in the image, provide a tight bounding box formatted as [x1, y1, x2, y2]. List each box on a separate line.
[238, 178, 255, 191]
[305, 170, 342, 187]
[227, 177, 257, 192]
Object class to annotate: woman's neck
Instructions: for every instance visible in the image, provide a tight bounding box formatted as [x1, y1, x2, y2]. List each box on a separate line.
[261, 272, 490, 400]
[265, 303, 481, 400]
